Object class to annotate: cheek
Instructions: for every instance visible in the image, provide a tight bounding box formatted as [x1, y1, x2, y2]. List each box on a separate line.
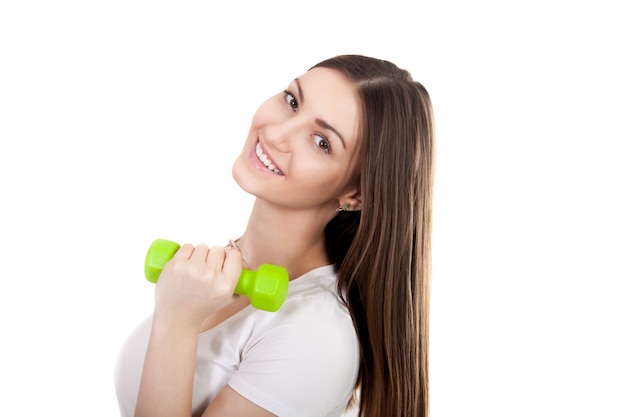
[295, 159, 349, 194]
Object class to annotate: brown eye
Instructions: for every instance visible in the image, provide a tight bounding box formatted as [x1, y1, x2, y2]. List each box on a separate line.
[284, 91, 298, 111]
[313, 134, 331, 154]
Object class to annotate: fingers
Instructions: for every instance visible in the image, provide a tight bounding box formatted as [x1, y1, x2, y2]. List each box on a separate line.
[207, 246, 242, 290]
[203, 247, 237, 296]
[172, 243, 194, 260]
[190, 244, 210, 263]
[152, 242, 244, 328]
[206, 245, 225, 273]
[223, 246, 243, 285]
[170, 243, 241, 284]
[173, 243, 210, 261]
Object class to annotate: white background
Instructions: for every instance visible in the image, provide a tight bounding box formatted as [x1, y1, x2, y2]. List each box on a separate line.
[1, 1, 625, 416]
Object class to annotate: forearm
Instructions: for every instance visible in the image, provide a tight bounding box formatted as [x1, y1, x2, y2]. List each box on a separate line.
[135, 320, 200, 417]
[134, 243, 241, 416]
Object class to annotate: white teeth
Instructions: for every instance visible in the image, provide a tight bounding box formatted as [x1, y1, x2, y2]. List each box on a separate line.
[255, 142, 283, 175]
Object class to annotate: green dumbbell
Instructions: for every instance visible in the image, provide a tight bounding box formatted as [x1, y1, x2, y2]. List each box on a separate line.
[144, 239, 289, 312]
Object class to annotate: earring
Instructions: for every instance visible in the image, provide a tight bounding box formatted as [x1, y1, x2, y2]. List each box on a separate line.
[335, 203, 351, 212]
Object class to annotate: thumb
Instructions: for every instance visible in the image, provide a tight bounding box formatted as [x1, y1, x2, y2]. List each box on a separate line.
[223, 245, 243, 286]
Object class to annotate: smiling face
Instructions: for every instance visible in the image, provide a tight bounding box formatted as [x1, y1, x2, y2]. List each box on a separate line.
[232, 67, 362, 212]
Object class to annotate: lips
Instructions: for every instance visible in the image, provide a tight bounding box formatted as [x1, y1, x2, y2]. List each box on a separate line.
[255, 141, 284, 175]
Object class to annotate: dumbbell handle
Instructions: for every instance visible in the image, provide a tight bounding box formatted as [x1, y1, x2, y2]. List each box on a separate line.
[144, 239, 288, 312]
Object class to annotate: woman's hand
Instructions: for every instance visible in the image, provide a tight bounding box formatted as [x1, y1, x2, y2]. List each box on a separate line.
[152, 243, 243, 331]
[136, 245, 242, 417]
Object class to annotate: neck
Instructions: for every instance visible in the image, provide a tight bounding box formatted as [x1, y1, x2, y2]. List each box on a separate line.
[235, 199, 335, 280]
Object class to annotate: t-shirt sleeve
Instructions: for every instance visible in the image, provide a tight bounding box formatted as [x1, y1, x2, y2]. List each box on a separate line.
[227, 297, 360, 417]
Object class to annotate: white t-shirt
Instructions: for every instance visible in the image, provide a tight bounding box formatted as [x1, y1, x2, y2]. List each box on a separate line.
[115, 265, 360, 417]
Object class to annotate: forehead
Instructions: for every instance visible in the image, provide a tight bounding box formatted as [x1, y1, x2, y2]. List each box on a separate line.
[296, 67, 361, 150]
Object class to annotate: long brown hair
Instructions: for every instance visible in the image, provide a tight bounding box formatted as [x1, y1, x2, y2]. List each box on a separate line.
[317, 55, 435, 417]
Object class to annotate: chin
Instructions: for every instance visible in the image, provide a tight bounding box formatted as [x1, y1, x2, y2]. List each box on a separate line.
[231, 154, 255, 195]
[231, 156, 245, 188]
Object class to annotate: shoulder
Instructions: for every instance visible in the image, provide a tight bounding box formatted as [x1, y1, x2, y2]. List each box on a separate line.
[229, 265, 360, 416]
[252, 265, 355, 345]
[243, 264, 357, 354]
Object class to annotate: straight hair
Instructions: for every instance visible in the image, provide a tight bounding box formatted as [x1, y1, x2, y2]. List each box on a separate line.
[317, 55, 435, 417]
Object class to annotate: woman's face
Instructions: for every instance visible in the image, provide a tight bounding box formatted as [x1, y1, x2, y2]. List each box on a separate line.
[232, 67, 361, 212]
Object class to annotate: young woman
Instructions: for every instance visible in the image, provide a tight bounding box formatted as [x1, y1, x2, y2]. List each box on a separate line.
[115, 55, 435, 417]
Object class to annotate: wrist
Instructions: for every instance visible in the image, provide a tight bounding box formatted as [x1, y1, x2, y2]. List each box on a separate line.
[151, 311, 202, 338]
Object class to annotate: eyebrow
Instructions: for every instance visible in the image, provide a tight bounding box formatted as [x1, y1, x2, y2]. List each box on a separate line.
[295, 78, 305, 105]
[316, 119, 346, 150]
[294, 78, 347, 150]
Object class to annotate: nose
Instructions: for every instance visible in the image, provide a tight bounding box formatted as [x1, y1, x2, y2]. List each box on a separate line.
[264, 116, 301, 154]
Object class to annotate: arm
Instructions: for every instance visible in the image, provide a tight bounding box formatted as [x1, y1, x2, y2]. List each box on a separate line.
[201, 386, 275, 417]
[134, 244, 242, 417]
[134, 318, 199, 417]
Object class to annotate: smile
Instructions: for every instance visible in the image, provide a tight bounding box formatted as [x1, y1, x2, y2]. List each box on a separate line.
[255, 142, 284, 175]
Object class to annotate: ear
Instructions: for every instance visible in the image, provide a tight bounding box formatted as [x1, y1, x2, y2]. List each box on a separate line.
[337, 188, 362, 212]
